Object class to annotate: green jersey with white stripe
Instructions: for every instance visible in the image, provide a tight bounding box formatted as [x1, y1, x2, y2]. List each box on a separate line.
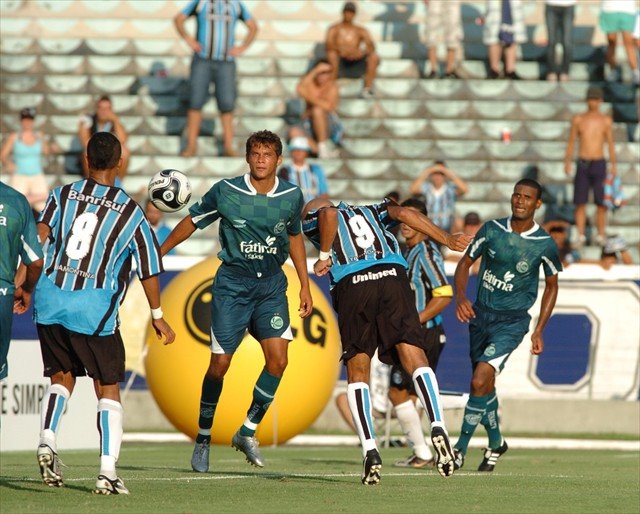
[467, 217, 562, 312]
[0, 181, 43, 292]
[189, 174, 304, 277]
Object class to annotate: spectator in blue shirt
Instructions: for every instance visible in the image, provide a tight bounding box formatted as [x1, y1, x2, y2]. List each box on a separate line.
[278, 137, 329, 204]
[174, 0, 258, 157]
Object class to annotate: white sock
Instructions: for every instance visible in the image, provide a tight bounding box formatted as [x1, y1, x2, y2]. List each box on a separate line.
[97, 398, 123, 479]
[412, 367, 446, 430]
[39, 384, 70, 453]
[394, 400, 432, 461]
[346, 382, 378, 457]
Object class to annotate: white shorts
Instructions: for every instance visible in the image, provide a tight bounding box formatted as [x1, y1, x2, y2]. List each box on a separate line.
[426, 0, 463, 48]
[10, 174, 49, 212]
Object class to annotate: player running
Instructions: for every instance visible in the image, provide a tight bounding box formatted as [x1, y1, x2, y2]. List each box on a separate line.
[161, 130, 312, 472]
[302, 197, 471, 484]
[452, 178, 562, 472]
[34, 132, 175, 494]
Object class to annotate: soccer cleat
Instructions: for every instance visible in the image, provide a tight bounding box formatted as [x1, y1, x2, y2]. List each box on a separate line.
[37, 444, 63, 487]
[393, 454, 434, 469]
[478, 440, 509, 472]
[232, 431, 265, 467]
[361, 449, 382, 485]
[430, 426, 455, 478]
[191, 439, 210, 473]
[94, 475, 130, 495]
[453, 448, 465, 470]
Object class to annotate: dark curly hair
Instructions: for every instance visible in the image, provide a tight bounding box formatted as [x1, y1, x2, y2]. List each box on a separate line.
[245, 130, 283, 157]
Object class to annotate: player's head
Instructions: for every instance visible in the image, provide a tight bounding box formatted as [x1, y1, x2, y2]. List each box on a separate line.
[95, 95, 113, 120]
[19, 107, 36, 130]
[463, 211, 482, 237]
[511, 179, 542, 221]
[400, 197, 428, 242]
[342, 1, 356, 22]
[586, 86, 603, 109]
[86, 132, 122, 172]
[246, 130, 283, 179]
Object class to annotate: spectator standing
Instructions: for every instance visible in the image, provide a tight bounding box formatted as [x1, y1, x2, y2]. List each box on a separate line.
[409, 161, 468, 232]
[564, 86, 615, 248]
[325, 1, 380, 98]
[545, 0, 576, 82]
[78, 96, 130, 182]
[289, 60, 343, 159]
[278, 137, 329, 204]
[174, 0, 258, 157]
[1, 108, 55, 213]
[482, 0, 526, 79]
[423, 0, 463, 78]
[599, 0, 639, 84]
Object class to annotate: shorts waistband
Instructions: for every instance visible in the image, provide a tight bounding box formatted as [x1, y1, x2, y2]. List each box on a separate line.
[474, 303, 528, 317]
[219, 263, 282, 280]
[577, 158, 606, 165]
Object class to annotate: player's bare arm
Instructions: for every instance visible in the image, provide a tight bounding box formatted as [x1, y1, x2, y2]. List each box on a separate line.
[140, 275, 175, 345]
[605, 115, 616, 175]
[288, 232, 313, 318]
[229, 18, 258, 57]
[564, 115, 579, 175]
[388, 205, 472, 251]
[418, 295, 451, 325]
[530, 274, 559, 355]
[314, 206, 339, 277]
[13, 258, 43, 314]
[160, 215, 197, 256]
[454, 254, 476, 323]
[174, 12, 202, 53]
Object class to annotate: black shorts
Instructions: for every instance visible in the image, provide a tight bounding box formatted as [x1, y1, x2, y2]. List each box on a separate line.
[38, 323, 125, 384]
[573, 159, 606, 206]
[390, 325, 446, 393]
[331, 264, 425, 366]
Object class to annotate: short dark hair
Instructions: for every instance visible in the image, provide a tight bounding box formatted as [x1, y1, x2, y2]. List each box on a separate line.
[515, 178, 542, 200]
[245, 130, 283, 157]
[87, 132, 121, 171]
[401, 197, 428, 216]
[434, 160, 446, 166]
[97, 95, 112, 104]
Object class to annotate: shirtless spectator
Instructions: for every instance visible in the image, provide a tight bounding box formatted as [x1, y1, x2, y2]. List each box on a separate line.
[325, 1, 379, 99]
[78, 96, 129, 182]
[564, 86, 616, 248]
[289, 60, 343, 159]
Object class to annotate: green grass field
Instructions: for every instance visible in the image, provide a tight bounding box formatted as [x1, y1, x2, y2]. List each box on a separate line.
[1, 443, 639, 513]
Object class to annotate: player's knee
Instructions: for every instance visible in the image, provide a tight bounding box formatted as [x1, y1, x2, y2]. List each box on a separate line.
[368, 52, 380, 67]
[470, 375, 490, 395]
[266, 355, 288, 376]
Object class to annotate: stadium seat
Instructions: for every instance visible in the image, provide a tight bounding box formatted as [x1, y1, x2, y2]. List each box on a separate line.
[133, 39, 176, 56]
[375, 78, 418, 98]
[85, 38, 130, 55]
[273, 41, 315, 58]
[346, 159, 392, 178]
[4, 76, 39, 93]
[240, 57, 274, 76]
[425, 100, 470, 118]
[472, 101, 517, 119]
[1, 54, 37, 73]
[389, 140, 432, 159]
[36, 37, 81, 54]
[384, 119, 428, 138]
[379, 100, 421, 118]
[519, 101, 563, 120]
[513, 81, 557, 100]
[485, 141, 529, 159]
[466, 80, 511, 99]
[436, 140, 482, 159]
[47, 94, 92, 114]
[90, 75, 137, 94]
[432, 119, 476, 139]
[342, 140, 386, 158]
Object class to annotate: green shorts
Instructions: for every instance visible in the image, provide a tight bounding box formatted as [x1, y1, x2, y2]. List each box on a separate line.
[599, 12, 636, 34]
[469, 305, 531, 374]
[0, 292, 14, 380]
[210, 266, 291, 354]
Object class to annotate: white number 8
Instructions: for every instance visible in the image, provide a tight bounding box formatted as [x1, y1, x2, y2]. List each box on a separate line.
[348, 214, 376, 249]
[66, 212, 99, 260]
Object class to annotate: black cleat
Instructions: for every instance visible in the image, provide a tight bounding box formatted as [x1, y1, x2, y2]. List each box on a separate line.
[430, 426, 455, 477]
[453, 448, 465, 470]
[477, 440, 509, 472]
[361, 449, 382, 485]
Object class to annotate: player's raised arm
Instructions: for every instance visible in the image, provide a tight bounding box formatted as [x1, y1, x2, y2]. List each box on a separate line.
[140, 275, 175, 345]
[454, 254, 476, 323]
[288, 232, 313, 318]
[160, 214, 196, 256]
[314, 206, 338, 276]
[530, 274, 559, 355]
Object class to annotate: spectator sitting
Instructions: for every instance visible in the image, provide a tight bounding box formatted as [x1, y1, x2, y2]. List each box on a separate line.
[482, 0, 526, 79]
[145, 200, 176, 255]
[277, 137, 329, 204]
[325, 1, 379, 98]
[78, 96, 129, 182]
[545, 0, 576, 82]
[1, 108, 56, 213]
[409, 160, 468, 232]
[544, 219, 581, 267]
[423, 0, 463, 78]
[599, 0, 639, 85]
[288, 60, 343, 159]
[599, 235, 633, 269]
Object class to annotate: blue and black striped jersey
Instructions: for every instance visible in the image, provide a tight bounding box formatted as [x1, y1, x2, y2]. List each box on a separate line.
[181, 0, 252, 61]
[303, 200, 406, 286]
[405, 240, 451, 328]
[34, 179, 163, 336]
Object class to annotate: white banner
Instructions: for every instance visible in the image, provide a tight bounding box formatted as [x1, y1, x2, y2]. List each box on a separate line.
[1, 340, 99, 452]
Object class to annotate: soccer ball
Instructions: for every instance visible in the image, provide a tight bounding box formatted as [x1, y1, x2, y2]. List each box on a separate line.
[148, 169, 192, 213]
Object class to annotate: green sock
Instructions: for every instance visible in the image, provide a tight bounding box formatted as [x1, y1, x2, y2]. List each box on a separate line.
[481, 391, 502, 449]
[239, 369, 281, 437]
[196, 376, 223, 443]
[455, 393, 491, 454]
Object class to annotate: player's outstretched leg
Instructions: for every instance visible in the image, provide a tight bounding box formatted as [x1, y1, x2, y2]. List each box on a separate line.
[192, 376, 223, 472]
[393, 399, 434, 468]
[37, 383, 70, 487]
[477, 391, 507, 472]
[478, 440, 509, 472]
[94, 398, 128, 495]
[411, 367, 454, 477]
[231, 431, 265, 468]
[347, 382, 382, 485]
[453, 393, 491, 469]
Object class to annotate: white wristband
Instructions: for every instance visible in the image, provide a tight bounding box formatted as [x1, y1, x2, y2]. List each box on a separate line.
[150, 307, 164, 320]
[319, 251, 331, 261]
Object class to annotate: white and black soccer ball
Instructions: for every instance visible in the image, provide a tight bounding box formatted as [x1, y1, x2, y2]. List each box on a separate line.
[148, 169, 192, 213]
